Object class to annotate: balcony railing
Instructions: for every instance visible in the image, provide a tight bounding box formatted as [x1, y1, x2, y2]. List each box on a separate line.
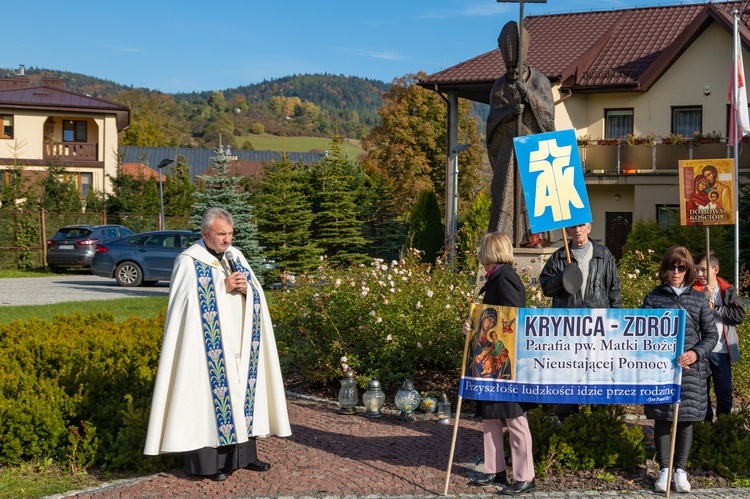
[577, 138, 740, 174]
[44, 141, 98, 162]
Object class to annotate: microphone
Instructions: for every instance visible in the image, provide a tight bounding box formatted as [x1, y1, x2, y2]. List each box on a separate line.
[225, 251, 237, 273]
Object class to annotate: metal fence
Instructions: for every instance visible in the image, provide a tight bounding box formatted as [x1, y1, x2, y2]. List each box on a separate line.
[0, 210, 191, 270]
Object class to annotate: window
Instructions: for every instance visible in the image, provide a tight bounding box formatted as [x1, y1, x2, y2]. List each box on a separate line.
[656, 205, 680, 230]
[605, 109, 633, 139]
[672, 106, 702, 135]
[63, 120, 87, 142]
[1, 115, 13, 139]
[80, 172, 93, 197]
[63, 172, 94, 197]
[1, 170, 20, 185]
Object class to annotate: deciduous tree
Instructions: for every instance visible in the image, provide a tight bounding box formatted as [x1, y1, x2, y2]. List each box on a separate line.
[362, 72, 484, 215]
[113, 89, 189, 147]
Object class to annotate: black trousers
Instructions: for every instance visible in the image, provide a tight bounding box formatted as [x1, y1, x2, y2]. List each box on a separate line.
[184, 439, 258, 476]
[653, 419, 693, 471]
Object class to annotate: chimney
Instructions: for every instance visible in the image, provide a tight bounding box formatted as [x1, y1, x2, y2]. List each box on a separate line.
[0, 72, 30, 90]
[42, 77, 66, 89]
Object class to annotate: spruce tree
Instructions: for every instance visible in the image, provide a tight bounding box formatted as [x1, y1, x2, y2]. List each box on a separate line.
[37, 160, 82, 212]
[164, 155, 195, 217]
[191, 149, 263, 274]
[407, 189, 444, 263]
[311, 137, 368, 265]
[360, 168, 407, 262]
[106, 159, 160, 232]
[254, 155, 321, 274]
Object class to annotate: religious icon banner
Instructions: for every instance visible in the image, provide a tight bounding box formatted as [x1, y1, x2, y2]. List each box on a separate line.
[678, 158, 735, 226]
[513, 129, 592, 233]
[459, 304, 685, 405]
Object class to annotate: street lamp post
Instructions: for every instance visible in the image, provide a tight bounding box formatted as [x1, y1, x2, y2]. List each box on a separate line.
[448, 144, 471, 264]
[156, 159, 174, 230]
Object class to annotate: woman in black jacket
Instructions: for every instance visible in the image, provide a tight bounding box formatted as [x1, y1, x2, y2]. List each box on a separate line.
[642, 246, 717, 493]
[463, 232, 535, 496]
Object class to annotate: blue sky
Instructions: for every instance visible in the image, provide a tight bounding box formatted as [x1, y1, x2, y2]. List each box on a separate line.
[6, 0, 705, 94]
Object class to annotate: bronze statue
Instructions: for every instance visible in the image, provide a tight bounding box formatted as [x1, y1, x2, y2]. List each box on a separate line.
[486, 21, 555, 242]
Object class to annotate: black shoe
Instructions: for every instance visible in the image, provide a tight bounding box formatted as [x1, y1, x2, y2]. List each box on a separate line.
[246, 459, 271, 472]
[471, 470, 508, 486]
[499, 479, 536, 495]
[211, 470, 227, 481]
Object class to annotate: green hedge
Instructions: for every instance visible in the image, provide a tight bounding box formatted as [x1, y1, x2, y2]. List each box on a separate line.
[0, 313, 177, 472]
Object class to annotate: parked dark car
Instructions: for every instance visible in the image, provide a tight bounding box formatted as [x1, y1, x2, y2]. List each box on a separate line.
[91, 230, 200, 287]
[47, 224, 136, 273]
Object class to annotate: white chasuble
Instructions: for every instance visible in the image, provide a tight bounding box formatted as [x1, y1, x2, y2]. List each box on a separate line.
[144, 241, 291, 455]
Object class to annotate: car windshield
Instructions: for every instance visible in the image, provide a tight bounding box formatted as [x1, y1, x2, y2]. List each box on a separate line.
[53, 228, 92, 240]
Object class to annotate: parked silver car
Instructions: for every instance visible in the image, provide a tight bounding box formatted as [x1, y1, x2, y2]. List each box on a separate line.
[47, 224, 135, 273]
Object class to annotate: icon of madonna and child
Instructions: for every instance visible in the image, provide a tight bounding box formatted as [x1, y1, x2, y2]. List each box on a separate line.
[679, 160, 734, 226]
[465, 305, 518, 380]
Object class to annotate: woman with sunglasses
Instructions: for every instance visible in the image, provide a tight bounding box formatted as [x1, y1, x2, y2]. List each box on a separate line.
[641, 246, 718, 493]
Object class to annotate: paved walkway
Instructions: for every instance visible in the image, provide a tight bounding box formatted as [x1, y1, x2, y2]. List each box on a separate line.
[0, 275, 169, 307]
[51, 396, 748, 499]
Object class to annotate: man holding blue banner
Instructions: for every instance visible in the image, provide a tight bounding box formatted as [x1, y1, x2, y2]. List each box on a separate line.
[538, 222, 620, 421]
[539, 222, 621, 309]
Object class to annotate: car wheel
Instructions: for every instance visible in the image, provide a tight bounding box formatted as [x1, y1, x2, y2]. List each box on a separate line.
[49, 265, 65, 274]
[114, 261, 143, 287]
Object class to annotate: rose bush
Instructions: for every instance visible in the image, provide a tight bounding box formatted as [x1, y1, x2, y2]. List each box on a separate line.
[270, 249, 477, 391]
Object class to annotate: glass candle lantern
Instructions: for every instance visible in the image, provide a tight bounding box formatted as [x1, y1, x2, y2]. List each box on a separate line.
[394, 379, 421, 421]
[437, 391, 451, 424]
[337, 369, 358, 415]
[362, 379, 385, 418]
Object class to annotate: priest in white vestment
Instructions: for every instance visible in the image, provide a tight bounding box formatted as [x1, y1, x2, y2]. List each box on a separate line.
[144, 207, 291, 481]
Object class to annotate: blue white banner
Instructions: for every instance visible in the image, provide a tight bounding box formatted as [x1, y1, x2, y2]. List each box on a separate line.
[513, 129, 592, 233]
[459, 305, 685, 405]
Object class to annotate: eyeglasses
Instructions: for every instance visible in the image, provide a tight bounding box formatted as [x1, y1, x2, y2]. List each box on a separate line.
[667, 264, 687, 273]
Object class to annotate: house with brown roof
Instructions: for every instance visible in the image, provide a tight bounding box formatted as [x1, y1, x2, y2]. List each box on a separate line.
[0, 71, 129, 200]
[420, 1, 749, 259]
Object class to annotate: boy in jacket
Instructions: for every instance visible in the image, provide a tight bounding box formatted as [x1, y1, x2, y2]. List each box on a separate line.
[693, 252, 746, 420]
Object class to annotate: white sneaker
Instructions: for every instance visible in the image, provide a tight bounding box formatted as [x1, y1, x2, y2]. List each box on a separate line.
[673, 468, 691, 493]
[654, 468, 669, 493]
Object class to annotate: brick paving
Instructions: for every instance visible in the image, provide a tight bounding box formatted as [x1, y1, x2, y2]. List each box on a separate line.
[54, 397, 750, 499]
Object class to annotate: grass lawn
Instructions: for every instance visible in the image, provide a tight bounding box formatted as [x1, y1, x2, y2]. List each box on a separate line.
[0, 296, 169, 324]
[0, 462, 105, 499]
[233, 133, 364, 158]
[0, 269, 52, 278]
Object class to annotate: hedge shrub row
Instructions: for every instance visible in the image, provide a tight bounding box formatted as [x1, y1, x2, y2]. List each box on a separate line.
[0, 313, 177, 473]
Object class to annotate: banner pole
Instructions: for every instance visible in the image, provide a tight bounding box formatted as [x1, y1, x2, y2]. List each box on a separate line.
[666, 403, 681, 498]
[443, 311, 475, 496]
[562, 228, 572, 264]
[706, 227, 711, 283]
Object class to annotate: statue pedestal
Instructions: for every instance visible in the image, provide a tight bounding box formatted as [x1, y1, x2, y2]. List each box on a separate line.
[474, 246, 557, 296]
[513, 246, 557, 284]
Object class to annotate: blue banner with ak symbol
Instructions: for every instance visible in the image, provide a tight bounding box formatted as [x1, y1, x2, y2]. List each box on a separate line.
[513, 129, 592, 232]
